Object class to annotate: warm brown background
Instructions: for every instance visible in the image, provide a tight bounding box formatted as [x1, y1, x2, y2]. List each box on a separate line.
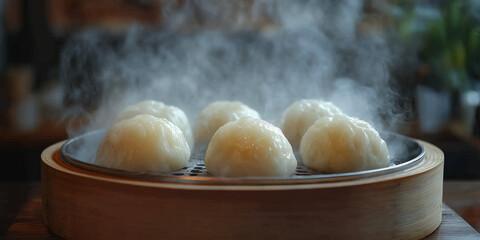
[0, 0, 479, 237]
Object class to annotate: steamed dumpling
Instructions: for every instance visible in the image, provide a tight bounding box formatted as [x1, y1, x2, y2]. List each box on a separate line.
[115, 100, 194, 149]
[299, 115, 389, 173]
[205, 117, 297, 177]
[95, 114, 190, 172]
[194, 101, 260, 145]
[279, 99, 343, 149]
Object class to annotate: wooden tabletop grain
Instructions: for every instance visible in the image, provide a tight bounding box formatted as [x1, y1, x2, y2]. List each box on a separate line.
[1, 181, 479, 239]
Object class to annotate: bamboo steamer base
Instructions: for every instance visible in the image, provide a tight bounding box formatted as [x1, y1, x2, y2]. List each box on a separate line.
[41, 140, 444, 240]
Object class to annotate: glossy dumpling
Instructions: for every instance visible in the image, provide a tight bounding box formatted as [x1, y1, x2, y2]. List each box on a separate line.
[194, 101, 260, 146]
[205, 117, 297, 177]
[299, 115, 389, 173]
[95, 114, 190, 172]
[115, 100, 194, 149]
[279, 99, 343, 149]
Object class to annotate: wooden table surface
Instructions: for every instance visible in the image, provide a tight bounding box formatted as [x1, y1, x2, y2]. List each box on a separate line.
[1, 181, 479, 239]
[443, 180, 480, 232]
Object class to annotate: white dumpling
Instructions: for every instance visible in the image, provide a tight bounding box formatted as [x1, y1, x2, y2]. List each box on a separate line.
[205, 117, 297, 177]
[194, 101, 260, 146]
[279, 99, 343, 149]
[115, 100, 194, 150]
[96, 114, 190, 172]
[299, 115, 389, 173]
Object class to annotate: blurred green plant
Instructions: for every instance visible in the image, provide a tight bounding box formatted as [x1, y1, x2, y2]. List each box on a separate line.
[419, 1, 480, 91]
[392, 0, 480, 92]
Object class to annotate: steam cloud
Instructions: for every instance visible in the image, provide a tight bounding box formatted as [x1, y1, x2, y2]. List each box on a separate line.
[61, 0, 415, 138]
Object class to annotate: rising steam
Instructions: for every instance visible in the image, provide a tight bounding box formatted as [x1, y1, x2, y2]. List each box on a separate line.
[61, 0, 415, 138]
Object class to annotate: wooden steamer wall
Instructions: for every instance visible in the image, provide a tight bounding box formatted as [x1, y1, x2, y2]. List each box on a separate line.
[41, 140, 444, 240]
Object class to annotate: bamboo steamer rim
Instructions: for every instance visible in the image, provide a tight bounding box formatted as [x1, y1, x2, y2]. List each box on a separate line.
[41, 140, 444, 240]
[41, 139, 443, 191]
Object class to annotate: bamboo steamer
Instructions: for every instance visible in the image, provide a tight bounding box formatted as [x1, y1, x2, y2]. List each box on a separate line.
[41, 139, 443, 240]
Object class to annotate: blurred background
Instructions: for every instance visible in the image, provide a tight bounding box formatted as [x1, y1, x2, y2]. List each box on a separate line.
[0, 0, 479, 233]
[0, 0, 479, 207]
